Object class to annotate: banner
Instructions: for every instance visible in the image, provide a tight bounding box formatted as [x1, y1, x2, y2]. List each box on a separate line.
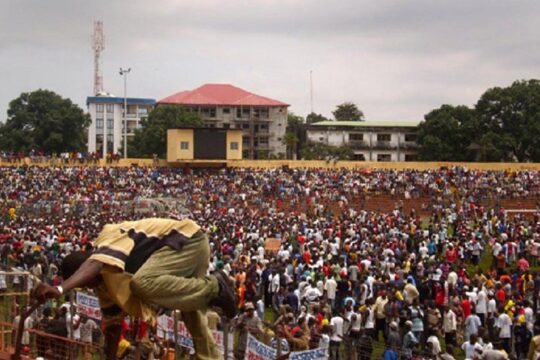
[157, 314, 232, 357]
[76, 292, 102, 320]
[245, 334, 277, 360]
[289, 348, 327, 360]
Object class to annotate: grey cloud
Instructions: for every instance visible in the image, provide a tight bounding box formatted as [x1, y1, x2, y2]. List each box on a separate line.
[1, 0, 539, 122]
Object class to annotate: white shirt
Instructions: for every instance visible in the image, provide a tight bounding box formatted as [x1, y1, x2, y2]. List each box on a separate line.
[325, 278, 338, 300]
[476, 290, 487, 314]
[462, 341, 484, 360]
[443, 310, 457, 333]
[487, 299, 497, 317]
[270, 274, 280, 293]
[304, 286, 322, 302]
[66, 313, 81, 340]
[427, 335, 441, 355]
[330, 316, 344, 342]
[496, 313, 512, 338]
[319, 333, 330, 350]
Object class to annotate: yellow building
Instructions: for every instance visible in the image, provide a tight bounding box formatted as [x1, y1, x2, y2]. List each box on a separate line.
[167, 129, 243, 163]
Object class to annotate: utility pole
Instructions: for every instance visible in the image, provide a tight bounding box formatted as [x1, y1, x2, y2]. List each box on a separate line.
[92, 21, 105, 95]
[310, 70, 314, 114]
[119, 67, 131, 158]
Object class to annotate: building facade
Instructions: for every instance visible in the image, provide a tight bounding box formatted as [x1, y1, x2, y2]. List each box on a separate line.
[167, 129, 243, 162]
[87, 96, 156, 157]
[307, 121, 419, 161]
[159, 84, 288, 159]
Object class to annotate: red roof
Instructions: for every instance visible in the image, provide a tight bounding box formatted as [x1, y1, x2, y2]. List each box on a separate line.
[159, 84, 289, 107]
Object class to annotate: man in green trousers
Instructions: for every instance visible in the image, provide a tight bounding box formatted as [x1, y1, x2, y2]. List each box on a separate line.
[32, 218, 237, 360]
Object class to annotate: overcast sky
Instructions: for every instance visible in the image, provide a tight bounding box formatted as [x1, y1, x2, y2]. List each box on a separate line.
[1, 1, 539, 122]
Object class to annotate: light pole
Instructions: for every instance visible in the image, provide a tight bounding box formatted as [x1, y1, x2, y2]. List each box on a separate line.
[119, 67, 131, 158]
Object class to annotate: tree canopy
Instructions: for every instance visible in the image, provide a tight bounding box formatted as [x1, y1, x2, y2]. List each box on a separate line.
[129, 105, 203, 158]
[474, 79, 540, 162]
[418, 79, 540, 162]
[306, 112, 329, 124]
[0, 89, 90, 153]
[416, 105, 476, 161]
[301, 142, 354, 161]
[332, 102, 364, 121]
[283, 113, 306, 159]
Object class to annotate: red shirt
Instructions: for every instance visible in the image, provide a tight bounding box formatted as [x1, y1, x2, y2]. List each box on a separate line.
[446, 248, 457, 263]
[496, 289, 506, 304]
[462, 299, 471, 319]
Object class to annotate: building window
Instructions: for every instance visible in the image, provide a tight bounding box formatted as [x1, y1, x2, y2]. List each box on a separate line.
[223, 123, 230, 129]
[138, 107, 149, 116]
[180, 141, 189, 150]
[260, 124, 268, 130]
[354, 154, 365, 161]
[107, 135, 114, 152]
[377, 154, 392, 161]
[222, 108, 230, 114]
[405, 154, 418, 161]
[201, 107, 216, 118]
[377, 133, 391, 142]
[242, 124, 249, 129]
[107, 119, 114, 130]
[237, 107, 250, 118]
[350, 133, 363, 141]
[253, 107, 269, 118]
[96, 104, 104, 113]
[259, 137, 268, 145]
[96, 118, 104, 129]
[230, 142, 239, 150]
[106, 104, 114, 113]
[243, 136, 250, 146]
[127, 105, 137, 115]
[405, 133, 417, 142]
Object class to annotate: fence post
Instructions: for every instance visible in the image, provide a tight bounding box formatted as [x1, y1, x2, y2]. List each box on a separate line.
[223, 318, 229, 360]
[173, 311, 179, 360]
[276, 332, 282, 358]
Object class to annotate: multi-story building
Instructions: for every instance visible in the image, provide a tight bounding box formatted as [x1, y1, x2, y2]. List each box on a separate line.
[87, 95, 156, 156]
[307, 120, 420, 161]
[159, 84, 289, 159]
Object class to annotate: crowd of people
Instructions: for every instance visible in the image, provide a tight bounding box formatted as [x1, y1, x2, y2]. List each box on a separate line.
[0, 150, 123, 164]
[2, 165, 540, 359]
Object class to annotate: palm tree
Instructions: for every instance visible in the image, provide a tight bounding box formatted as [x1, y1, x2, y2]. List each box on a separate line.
[282, 132, 299, 160]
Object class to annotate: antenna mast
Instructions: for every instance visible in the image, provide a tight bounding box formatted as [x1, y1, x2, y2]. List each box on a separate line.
[92, 20, 105, 95]
[310, 70, 314, 114]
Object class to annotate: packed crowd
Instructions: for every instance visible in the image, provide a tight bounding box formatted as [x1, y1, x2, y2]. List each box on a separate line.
[2, 165, 540, 359]
[0, 150, 123, 164]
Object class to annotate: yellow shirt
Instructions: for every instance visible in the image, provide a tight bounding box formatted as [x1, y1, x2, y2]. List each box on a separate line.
[89, 218, 201, 325]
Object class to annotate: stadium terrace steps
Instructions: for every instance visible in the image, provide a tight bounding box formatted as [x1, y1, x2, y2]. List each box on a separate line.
[273, 195, 540, 218]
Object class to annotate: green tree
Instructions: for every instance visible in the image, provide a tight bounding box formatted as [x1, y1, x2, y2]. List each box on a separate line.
[417, 105, 476, 161]
[282, 132, 299, 159]
[332, 102, 364, 121]
[474, 79, 540, 162]
[306, 112, 329, 124]
[130, 105, 203, 158]
[301, 142, 353, 160]
[285, 113, 306, 159]
[0, 89, 90, 153]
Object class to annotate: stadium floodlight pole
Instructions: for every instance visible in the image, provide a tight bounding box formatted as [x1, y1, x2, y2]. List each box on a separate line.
[119, 67, 131, 158]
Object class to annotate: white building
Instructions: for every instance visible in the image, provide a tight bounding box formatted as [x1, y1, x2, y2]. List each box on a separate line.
[307, 120, 420, 161]
[87, 95, 156, 156]
[159, 84, 289, 159]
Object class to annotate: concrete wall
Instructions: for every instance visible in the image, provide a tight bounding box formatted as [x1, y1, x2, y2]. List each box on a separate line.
[167, 129, 194, 161]
[226, 130, 243, 160]
[5, 157, 540, 171]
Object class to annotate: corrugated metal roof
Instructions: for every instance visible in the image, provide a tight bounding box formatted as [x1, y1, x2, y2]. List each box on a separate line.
[86, 96, 156, 105]
[310, 120, 420, 128]
[159, 84, 289, 107]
